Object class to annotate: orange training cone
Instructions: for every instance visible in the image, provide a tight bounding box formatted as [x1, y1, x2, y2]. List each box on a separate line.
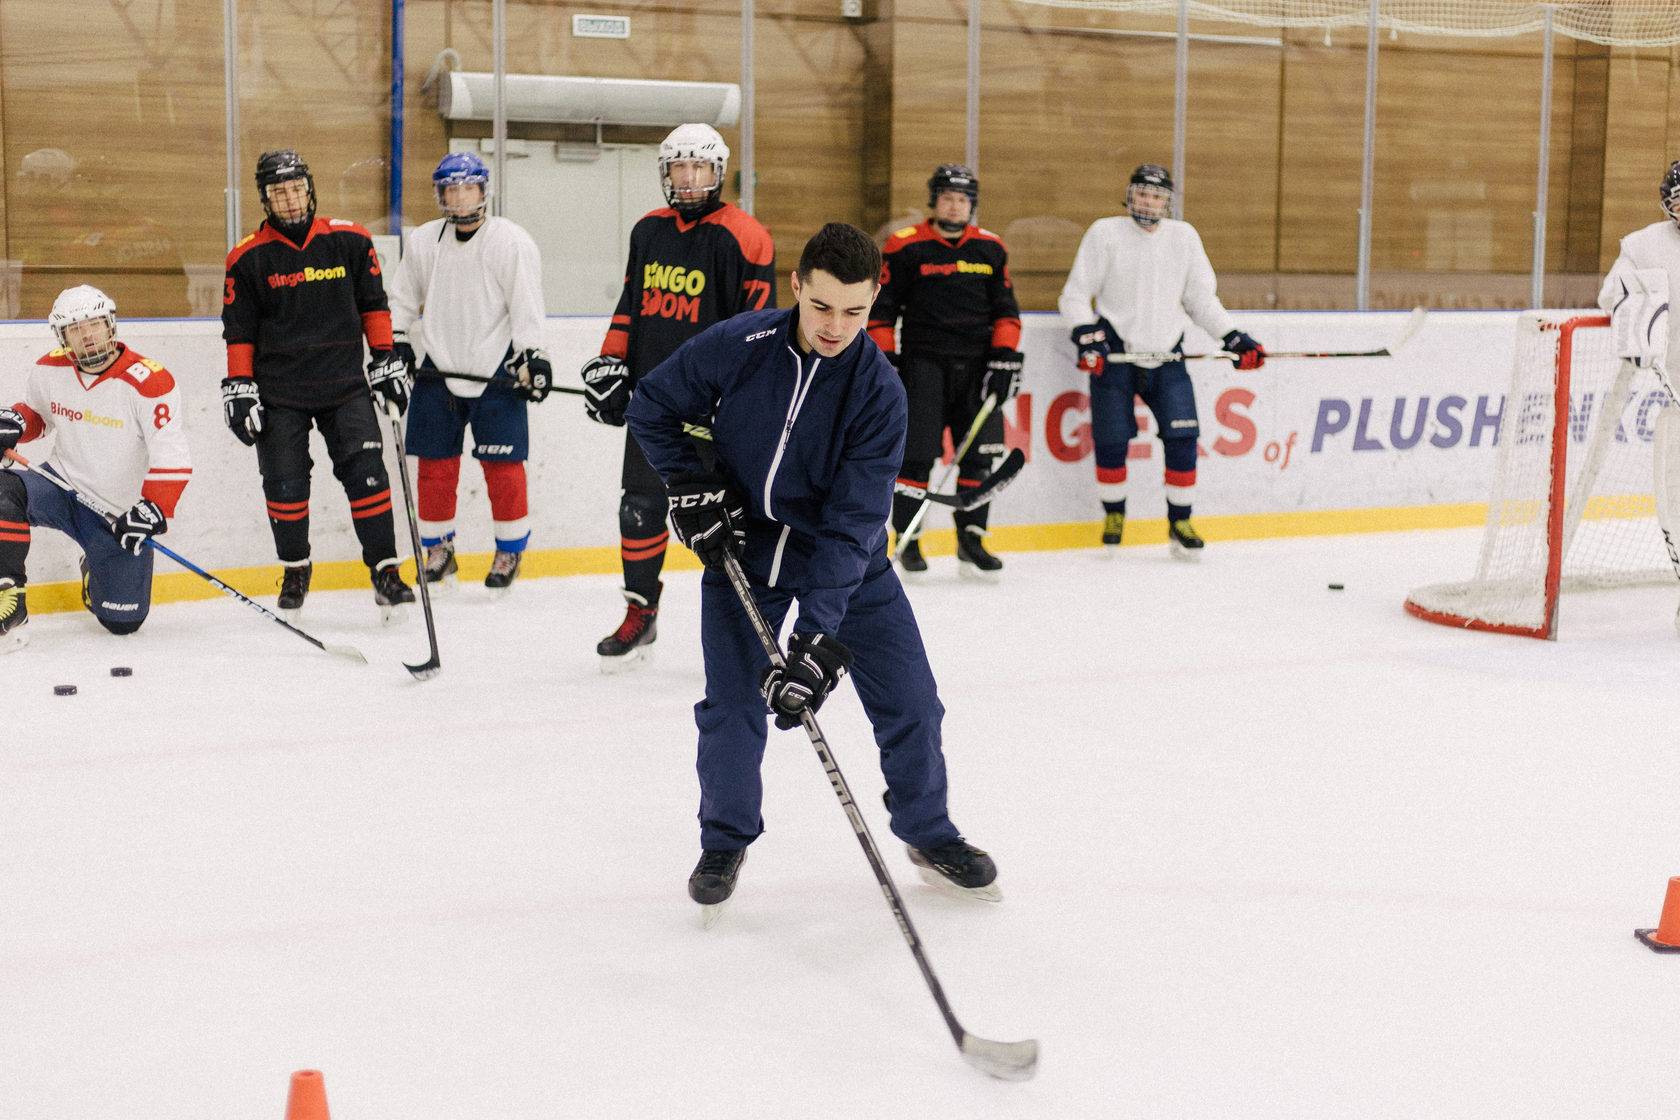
[284, 1070, 331, 1120]
[1635, 877, 1680, 953]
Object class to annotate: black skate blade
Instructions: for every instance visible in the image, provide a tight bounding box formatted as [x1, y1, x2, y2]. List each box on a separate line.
[698, 901, 727, 929]
[404, 654, 441, 680]
[960, 1033, 1038, 1081]
[915, 865, 1002, 902]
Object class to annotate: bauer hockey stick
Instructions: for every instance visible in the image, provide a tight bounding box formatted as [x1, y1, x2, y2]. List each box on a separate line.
[3, 450, 367, 663]
[891, 393, 1008, 560]
[1106, 305, 1429, 364]
[718, 549, 1039, 1081]
[375, 398, 442, 680]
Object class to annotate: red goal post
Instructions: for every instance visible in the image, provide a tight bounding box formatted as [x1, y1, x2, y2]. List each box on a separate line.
[1404, 312, 1675, 640]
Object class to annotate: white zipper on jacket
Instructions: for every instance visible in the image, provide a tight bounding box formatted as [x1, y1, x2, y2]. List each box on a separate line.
[762, 344, 820, 587]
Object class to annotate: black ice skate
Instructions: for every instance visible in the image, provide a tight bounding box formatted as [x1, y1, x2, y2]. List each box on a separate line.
[689, 848, 747, 928]
[597, 588, 657, 673]
[1101, 511, 1125, 549]
[956, 525, 1003, 584]
[0, 578, 28, 654]
[908, 839, 1001, 902]
[896, 538, 928, 581]
[277, 560, 312, 618]
[484, 549, 522, 596]
[422, 538, 458, 587]
[1168, 518, 1205, 561]
[372, 560, 416, 624]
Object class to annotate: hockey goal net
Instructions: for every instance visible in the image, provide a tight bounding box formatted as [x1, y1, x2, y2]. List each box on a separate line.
[1404, 312, 1675, 639]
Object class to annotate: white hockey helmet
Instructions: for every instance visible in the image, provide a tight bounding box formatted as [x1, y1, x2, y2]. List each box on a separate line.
[49, 285, 120, 370]
[659, 124, 729, 214]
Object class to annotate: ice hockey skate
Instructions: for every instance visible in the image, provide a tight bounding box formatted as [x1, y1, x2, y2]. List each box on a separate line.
[372, 559, 416, 624]
[1168, 518, 1205, 561]
[1101, 511, 1125, 551]
[0, 578, 28, 653]
[422, 538, 458, 588]
[277, 560, 311, 620]
[598, 587, 657, 673]
[956, 525, 1002, 584]
[689, 848, 746, 928]
[484, 549, 522, 597]
[896, 537, 928, 582]
[907, 838, 1001, 902]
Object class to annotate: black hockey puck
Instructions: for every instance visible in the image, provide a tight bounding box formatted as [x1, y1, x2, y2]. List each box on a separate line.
[53, 684, 77, 696]
[110, 666, 133, 677]
[1328, 583, 1344, 590]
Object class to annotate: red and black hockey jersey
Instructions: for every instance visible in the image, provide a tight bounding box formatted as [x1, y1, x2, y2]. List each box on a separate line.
[222, 217, 393, 409]
[598, 202, 776, 383]
[868, 221, 1021, 360]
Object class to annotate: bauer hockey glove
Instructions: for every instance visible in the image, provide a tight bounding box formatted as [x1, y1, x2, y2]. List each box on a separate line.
[983, 347, 1024, 402]
[1071, 320, 1113, 375]
[367, 349, 412, 415]
[220, 377, 264, 446]
[667, 471, 747, 570]
[0, 407, 24, 452]
[1223, 329, 1266, 371]
[581, 355, 631, 426]
[391, 330, 418, 373]
[759, 631, 854, 730]
[507, 348, 554, 404]
[111, 498, 166, 556]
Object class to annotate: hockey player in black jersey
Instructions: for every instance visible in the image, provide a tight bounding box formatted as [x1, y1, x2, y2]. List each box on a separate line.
[221, 149, 415, 620]
[580, 123, 776, 672]
[869, 164, 1023, 583]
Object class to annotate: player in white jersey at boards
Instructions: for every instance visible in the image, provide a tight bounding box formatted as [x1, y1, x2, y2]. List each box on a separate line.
[0, 286, 192, 649]
[388, 151, 552, 596]
[1058, 163, 1265, 558]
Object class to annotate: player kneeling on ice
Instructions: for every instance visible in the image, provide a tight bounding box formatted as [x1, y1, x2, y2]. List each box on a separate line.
[0, 286, 192, 649]
[626, 222, 1001, 911]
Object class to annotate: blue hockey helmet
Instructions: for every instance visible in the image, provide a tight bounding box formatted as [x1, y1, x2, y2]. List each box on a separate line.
[433, 152, 490, 225]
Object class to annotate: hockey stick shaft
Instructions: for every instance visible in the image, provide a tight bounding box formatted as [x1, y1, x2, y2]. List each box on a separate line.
[893, 393, 999, 559]
[3, 450, 366, 663]
[718, 551, 1037, 1079]
[1107, 306, 1429, 364]
[412, 367, 585, 396]
[378, 399, 442, 680]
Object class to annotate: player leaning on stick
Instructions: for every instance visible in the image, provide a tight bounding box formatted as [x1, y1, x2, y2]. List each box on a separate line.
[0, 286, 192, 648]
[221, 149, 415, 619]
[868, 163, 1022, 583]
[388, 151, 551, 596]
[625, 222, 1000, 911]
[580, 123, 776, 672]
[1058, 163, 1265, 558]
[1598, 159, 1680, 634]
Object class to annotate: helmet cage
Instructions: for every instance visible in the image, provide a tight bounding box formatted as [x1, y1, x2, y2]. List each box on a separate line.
[659, 125, 729, 214]
[1127, 164, 1175, 229]
[1662, 161, 1680, 225]
[49, 285, 120, 370]
[433, 153, 491, 226]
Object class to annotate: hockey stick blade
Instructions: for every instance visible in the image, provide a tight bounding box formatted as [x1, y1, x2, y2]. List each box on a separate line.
[960, 1033, 1040, 1081]
[893, 448, 1025, 511]
[404, 654, 442, 680]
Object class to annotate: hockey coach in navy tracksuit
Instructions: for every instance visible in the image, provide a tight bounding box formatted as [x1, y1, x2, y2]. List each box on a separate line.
[626, 222, 1002, 912]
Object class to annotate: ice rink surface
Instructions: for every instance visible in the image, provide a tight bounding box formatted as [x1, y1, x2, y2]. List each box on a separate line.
[6, 527, 1680, 1119]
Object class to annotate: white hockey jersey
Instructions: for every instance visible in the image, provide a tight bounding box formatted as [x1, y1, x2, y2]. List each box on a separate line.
[12, 345, 192, 517]
[1599, 219, 1680, 377]
[388, 216, 546, 399]
[1058, 215, 1238, 366]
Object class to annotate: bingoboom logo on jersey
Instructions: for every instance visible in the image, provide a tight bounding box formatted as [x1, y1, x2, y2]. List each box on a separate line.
[267, 265, 348, 289]
[641, 260, 709, 323]
[919, 260, 994, 277]
[50, 401, 125, 430]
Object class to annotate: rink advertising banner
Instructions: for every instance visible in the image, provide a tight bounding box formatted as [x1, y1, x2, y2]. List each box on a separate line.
[0, 309, 1587, 584]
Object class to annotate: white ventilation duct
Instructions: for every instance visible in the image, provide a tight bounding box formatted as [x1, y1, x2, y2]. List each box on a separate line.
[439, 72, 741, 128]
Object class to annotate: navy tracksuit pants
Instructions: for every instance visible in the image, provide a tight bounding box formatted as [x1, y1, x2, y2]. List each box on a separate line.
[694, 558, 964, 854]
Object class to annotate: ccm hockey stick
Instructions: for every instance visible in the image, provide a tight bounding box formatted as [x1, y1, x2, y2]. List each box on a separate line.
[718, 550, 1039, 1081]
[1106, 305, 1429, 364]
[374, 398, 442, 680]
[893, 393, 998, 561]
[4, 450, 366, 663]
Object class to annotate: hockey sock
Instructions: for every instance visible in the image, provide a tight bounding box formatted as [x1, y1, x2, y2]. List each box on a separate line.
[1163, 437, 1198, 513]
[1167, 502, 1192, 523]
[344, 471, 399, 570]
[262, 477, 312, 563]
[0, 472, 29, 581]
[417, 456, 461, 524]
[620, 489, 668, 606]
[481, 460, 530, 551]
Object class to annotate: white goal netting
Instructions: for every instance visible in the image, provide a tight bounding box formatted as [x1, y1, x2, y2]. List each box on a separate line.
[1003, 2, 1680, 48]
[1405, 313, 1675, 638]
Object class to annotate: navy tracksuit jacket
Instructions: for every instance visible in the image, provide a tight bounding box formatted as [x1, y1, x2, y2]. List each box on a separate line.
[626, 306, 964, 853]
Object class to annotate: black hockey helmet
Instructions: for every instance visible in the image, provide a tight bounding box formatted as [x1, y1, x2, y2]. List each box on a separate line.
[1662, 160, 1680, 224]
[255, 149, 316, 230]
[927, 163, 979, 208]
[1127, 163, 1174, 228]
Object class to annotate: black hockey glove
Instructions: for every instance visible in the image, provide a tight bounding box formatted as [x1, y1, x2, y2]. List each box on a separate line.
[507, 348, 554, 404]
[111, 498, 166, 556]
[581, 355, 631, 426]
[391, 331, 418, 373]
[1223, 329, 1266, 371]
[982, 347, 1024, 402]
[367, 349, 412, 415]
[220, 377, 264, 446]
[759, 631, 854, 730]
[667, 470, 746, 570]
[0, 407, 24, 453]
[1071, 320, 1115, 375]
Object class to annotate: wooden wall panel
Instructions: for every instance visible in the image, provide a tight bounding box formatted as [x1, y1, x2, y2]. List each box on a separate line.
[1599, 54, 1672, 267]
